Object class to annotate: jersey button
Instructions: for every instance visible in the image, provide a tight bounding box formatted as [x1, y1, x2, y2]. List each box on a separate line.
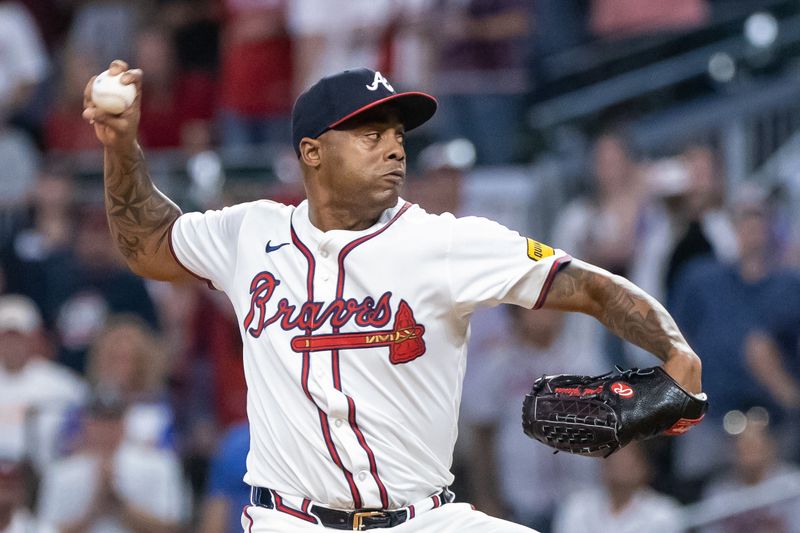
[334, 418, 344, 428]
[320, 250, 329, 258]
[357, 471, 368, 481]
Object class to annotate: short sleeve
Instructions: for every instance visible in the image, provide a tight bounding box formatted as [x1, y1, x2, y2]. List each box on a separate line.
[169, 203, 250, 291]
[447, 216, 571, 313]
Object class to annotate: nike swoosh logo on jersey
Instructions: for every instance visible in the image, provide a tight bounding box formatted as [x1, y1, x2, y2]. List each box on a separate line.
[265, 240, 290, 253]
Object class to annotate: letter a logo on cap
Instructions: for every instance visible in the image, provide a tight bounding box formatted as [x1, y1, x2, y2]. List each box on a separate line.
[366, 71, 394, 93]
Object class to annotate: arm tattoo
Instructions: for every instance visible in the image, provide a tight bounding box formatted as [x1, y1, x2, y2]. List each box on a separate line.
[104, 145, 181, 261]
[553, 266, 686, 362]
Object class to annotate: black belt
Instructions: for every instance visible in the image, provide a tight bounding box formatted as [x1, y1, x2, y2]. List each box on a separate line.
[250, 486, 450, 530]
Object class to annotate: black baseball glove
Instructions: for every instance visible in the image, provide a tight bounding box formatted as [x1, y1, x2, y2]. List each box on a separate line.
[522, 366, 708, 458]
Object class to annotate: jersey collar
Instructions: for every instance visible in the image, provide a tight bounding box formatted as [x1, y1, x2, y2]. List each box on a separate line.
[291, 198, 407, 248]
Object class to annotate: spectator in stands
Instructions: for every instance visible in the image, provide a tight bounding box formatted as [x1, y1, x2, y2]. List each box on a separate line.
[160, 0, 219, 77]
[744, 333, 800, 423]
[44, 48, 105, 153]
[0, 2, 46, 228]
[37, 391, 189, 533]
[552, 442, 685, 533]
[64, 0, 139, 71]
[0, 1, 49, 121]
[0, 457, 57, 533]
[627, 149, 736, 365]
[1, 170, 76, 324]
[218, 0, 293, 149]
[700, 414, 800, 533]
[552, 129, 646, 275]
[83, 316, 175, 450]
[670, 183, 800, 480]
[168, 286, 246, 505]
[668, 145, 737, 300]
[180, 289, 247, 431]
[0, 126, 40, 234]
[383, 0, 438, 91]
[136, 25, 216, 150]
[429, 0, 532, 165]
[460, 306, 605, 530]
[197, 422, 249, 533]
[632, 146, 738, 303]
[0, 294, 87, 469]
[289, 0, 394, 94]
[673, 182, 800, 417]
[13, 0, 71, 54]
[405, 138, 475, 216]
[551, 128, 647, 366]
[53, 208, 159, 373]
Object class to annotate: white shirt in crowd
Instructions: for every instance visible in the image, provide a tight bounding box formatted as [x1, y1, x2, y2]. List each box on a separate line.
[0, 509, 57, 533]
[37, 442, 189, 532]
[0, 2, 48, 111]
[288, 0, 394, 88]
[0, 358, 88, 467]
[553, 487, 684, 533]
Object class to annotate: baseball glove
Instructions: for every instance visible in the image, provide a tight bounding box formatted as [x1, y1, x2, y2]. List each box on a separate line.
[522, 366, 708, 458]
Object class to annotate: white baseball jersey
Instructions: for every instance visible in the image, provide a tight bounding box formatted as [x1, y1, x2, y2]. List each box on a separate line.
[169, 197, 570, 513]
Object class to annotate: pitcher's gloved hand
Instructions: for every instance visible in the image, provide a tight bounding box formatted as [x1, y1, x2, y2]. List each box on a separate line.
[522, 366, 708, 458]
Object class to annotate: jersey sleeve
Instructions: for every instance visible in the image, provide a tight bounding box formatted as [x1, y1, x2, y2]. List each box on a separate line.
[447, 216, 571, 313]
[169, 203, 250, 291]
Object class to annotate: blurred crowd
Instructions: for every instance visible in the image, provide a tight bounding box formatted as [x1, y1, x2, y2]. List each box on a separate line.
[0, 0, 721, 170]
[1, 0, 800, 532]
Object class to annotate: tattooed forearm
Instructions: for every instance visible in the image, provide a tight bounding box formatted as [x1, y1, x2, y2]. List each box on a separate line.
[550, 263, 689, 362]
[104, 144, 181, 265]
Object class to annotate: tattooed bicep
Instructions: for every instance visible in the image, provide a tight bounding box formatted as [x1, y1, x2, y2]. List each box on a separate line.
[542, 259, 608, 315]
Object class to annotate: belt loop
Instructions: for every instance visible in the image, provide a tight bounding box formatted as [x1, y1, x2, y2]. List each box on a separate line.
[250, 486, 274, 509]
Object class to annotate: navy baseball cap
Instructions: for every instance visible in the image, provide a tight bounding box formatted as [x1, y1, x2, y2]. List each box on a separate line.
[292, 68, 437, 156]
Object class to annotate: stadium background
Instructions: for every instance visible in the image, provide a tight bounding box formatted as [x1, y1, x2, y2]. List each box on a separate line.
[1, 0, 799, 531]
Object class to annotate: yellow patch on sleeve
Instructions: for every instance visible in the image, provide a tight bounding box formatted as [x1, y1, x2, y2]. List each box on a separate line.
[526, 238, 555, 261]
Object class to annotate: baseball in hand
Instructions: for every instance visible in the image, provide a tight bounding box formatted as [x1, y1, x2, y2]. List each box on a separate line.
[91, 70, 136, 114]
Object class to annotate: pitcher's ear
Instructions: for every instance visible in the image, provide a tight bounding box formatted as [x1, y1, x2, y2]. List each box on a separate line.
[299, 138, 321, 168]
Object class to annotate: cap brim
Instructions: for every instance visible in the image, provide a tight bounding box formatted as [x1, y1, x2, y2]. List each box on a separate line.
[328, 92, 437, 133]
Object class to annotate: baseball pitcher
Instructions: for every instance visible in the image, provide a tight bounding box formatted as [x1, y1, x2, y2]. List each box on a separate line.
[83, 61, 706, 532]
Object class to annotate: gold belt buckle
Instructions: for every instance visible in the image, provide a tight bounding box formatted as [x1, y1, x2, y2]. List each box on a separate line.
[352, 510, 385, 530]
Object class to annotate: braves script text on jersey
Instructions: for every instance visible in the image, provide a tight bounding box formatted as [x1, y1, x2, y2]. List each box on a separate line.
[169, 197, 570, 520]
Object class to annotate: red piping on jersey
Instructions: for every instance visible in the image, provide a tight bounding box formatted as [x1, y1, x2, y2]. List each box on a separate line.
[330, 201, 412, 509]
[167, 218, 216, 290]
[243, 506, 254, 532]
[408, 505, 415, 519]
[291, 223, 363, 508]
[533, 255, 573, 310]
[335, 202, 412, 296]
[272, 490, 319, 523]
[432, 494, 441, 508]
[345, 394, 389, 507]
